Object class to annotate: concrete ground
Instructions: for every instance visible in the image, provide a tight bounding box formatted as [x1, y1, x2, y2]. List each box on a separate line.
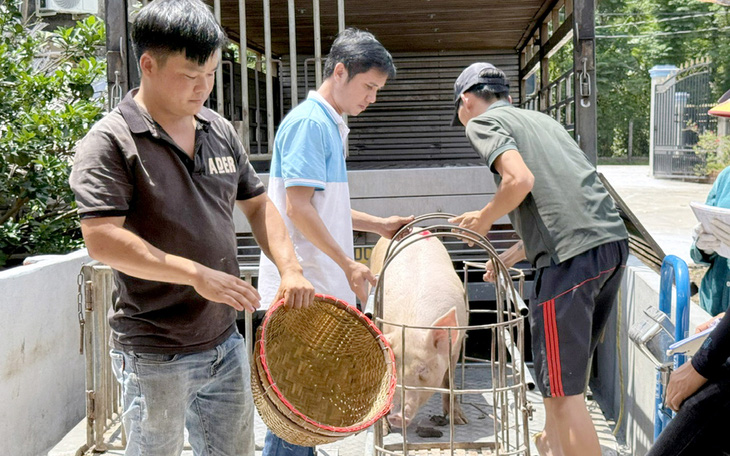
[54, 366, 619, 456]
[50, 164, 707, 456]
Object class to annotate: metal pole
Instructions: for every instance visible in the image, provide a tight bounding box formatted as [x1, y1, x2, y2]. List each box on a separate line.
[313, 0, 322, 87]
[239, 0, 250, 153]
[214, 0, 225, 115]
[105, 0, 129, 110]
[573, 0, 598, 165]
[263, 0, 275, 152]
[255, 55, 262, 155]
[287, 0, 299, 108]
[628, 120, 634, 163]
[654, 255, 690, 438]
[337, 0, 345, 32]
[337, 0, 349, 156]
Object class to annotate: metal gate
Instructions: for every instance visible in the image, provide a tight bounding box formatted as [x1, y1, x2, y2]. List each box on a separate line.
[653, 61, 717, 178]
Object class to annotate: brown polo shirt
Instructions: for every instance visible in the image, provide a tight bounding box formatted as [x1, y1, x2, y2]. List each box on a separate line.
[69, 90, 265, 354]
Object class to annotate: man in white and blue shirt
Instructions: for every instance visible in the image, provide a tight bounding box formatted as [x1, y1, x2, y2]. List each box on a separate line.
[258, 28, 413, 456]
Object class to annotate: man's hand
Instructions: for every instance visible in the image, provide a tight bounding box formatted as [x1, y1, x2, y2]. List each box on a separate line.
[696, 312, 725, 334]
[665, 362, 708, 412]
[274, 271, 315, 309]
[379, 215, 415, 240]
[449, 210, 492, 246]
[344, 259, 377, 304]
[483, 260, 496, 282]
[192, 265, 261, 312]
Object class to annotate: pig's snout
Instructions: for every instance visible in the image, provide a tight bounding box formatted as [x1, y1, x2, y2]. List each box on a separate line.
[387, 404, 413, 429]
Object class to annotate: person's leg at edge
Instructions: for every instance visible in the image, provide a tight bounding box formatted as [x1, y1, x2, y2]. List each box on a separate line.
[262, 430, 316, 456]
[185, 332, 255, 456]
[110, 349, 187, 456]
[544, 395, 600, 456]
[534, 411, 564, 456]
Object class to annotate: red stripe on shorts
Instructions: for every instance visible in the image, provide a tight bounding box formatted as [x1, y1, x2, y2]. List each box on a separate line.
[543, 299, 564, 397]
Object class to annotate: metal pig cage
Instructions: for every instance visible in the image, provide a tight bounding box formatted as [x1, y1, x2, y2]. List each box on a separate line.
[370, 214, 531, 456]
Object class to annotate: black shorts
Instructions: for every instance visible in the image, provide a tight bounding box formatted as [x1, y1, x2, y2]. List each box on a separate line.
[530, 239, 628, 398]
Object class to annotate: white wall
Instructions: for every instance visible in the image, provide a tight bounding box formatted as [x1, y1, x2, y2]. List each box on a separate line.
[234, 166, 504, 232]
[0, 250, 90, 456]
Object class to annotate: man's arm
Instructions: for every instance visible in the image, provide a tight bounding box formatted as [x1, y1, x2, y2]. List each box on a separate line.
[483, 240, 527, 282]
[351, 209, 414, 239]
[236, 193, 314, 309]
[449, 149, 534, 236]
[665, 311, 730, 411]
[80, 217, 260, 312]
[286, 186, 374, 303]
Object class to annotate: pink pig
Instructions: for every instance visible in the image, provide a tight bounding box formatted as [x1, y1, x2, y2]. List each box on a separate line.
[369, 230, 468, 429]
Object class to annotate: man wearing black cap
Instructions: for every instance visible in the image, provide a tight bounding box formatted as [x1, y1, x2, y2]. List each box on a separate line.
[449, 63, 629, 456]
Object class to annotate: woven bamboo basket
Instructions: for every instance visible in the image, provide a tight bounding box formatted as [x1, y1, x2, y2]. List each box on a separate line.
[251, 294, 396, 446]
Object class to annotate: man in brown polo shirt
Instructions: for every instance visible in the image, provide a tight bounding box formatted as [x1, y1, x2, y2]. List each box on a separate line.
[69, 1, 313, 455]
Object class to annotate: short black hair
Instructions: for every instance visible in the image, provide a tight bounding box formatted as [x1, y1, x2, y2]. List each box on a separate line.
[464, 68, 510, 103]
[132, 0, 227, 66]
[323, 28, 396, 81]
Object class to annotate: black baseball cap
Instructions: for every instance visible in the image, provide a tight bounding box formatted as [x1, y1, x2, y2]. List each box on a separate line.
[451, 62, 510, 126]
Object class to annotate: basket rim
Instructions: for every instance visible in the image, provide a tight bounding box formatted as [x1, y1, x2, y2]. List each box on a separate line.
[259, 293, 396, 433]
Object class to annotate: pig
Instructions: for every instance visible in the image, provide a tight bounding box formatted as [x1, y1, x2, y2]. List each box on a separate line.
[369, 230, 468, 429]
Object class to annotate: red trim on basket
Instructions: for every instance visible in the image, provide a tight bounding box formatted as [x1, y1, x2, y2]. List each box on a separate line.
[258, 293, 396, 433]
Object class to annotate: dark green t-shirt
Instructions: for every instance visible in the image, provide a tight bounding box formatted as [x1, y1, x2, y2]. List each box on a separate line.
[465, 100, 627, 268]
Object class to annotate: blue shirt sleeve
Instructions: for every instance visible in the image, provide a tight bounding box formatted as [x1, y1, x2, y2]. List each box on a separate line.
[278, 118, 328, 190]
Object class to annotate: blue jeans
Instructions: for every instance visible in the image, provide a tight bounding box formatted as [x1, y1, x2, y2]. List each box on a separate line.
[110, 331, 254, 456]
[262, 430, 315, 456]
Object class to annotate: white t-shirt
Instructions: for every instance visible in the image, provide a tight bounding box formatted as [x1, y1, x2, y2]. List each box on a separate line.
[257, 92, 355, 309]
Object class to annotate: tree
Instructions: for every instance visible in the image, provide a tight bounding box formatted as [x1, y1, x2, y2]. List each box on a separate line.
[595, 0, 730, 158]
[0, 3, 106, 267]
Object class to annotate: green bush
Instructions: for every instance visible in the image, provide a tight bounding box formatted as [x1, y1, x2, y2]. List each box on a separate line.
[694, 130, 730, 178]
[0, 4, 106, 268]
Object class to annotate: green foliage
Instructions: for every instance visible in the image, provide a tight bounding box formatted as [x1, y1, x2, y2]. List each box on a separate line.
[596, 0, 730, 158]
[0, 4, 106, 267]
[693, 130, 730, 176]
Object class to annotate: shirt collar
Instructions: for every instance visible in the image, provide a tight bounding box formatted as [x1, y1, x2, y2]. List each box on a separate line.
[118, 89, 214, 136]
[307, 90, 350, 146]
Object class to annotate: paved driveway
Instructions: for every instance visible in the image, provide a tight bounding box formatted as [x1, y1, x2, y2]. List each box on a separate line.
[597, 165, 712, 264]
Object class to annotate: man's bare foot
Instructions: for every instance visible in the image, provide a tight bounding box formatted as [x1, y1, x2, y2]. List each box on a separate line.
[534, 430, 562, 456]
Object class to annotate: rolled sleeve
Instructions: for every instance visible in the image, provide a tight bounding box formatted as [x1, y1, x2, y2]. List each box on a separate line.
[279, 119, 327, 190]
[466, 117, 518, 172]
[69, 129, 134, 218]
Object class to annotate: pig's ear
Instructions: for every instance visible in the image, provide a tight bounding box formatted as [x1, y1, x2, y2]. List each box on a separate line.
[431, 307, 458, 350]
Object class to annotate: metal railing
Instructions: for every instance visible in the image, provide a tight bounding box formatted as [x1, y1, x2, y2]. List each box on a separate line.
[521, 69, 575, 135]
[653, 255, 690, 439]
[75, 262, 258, 455]
[77, 263, 122, 454]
